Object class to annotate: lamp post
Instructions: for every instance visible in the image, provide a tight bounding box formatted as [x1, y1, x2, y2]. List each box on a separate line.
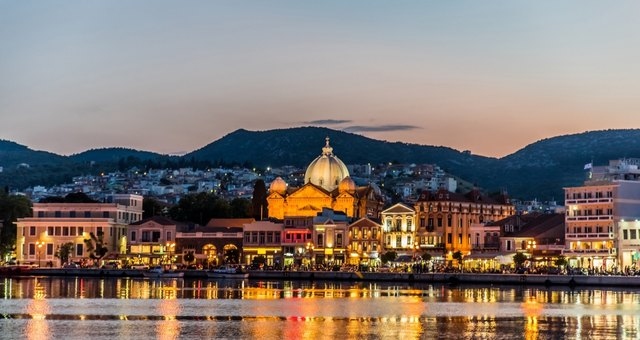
[166, 242, 175, 265]
[306, 242, 314, 268]
[527, 240, 537, 269]
[36, 241, 44, 268]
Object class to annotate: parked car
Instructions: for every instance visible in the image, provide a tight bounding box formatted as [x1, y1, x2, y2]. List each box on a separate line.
[130, 264, 149, 270]
[102, 261, 121, 269]
[63, 263, 80, 269]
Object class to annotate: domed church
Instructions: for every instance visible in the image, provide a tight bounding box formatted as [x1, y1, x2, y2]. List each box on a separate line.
[267, 138, 385, 220]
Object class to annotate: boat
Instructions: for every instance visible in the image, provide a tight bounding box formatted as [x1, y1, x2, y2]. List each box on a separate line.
[206, 265, 249, 279]
[142, 266, 184, 278]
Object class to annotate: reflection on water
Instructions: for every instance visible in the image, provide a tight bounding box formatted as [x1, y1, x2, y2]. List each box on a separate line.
[1, 277, 640, 339]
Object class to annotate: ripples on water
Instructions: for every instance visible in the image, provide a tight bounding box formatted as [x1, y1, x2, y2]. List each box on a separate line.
[1, 277, 639, 339]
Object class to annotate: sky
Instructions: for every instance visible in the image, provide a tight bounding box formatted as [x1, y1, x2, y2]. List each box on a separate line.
[2, 1, 640, 158]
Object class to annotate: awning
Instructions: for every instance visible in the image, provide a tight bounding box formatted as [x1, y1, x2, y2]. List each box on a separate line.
[465, 253, 499, 260]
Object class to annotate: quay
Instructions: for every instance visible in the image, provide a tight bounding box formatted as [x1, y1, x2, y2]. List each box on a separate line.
[6, 268, 640, 288]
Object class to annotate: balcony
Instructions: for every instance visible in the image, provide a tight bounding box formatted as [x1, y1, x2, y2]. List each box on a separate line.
[565, 198, 613, 205]
[561, 248, 616, 256]
[565, 233, 614, 240]
[565, 215, 613, 222]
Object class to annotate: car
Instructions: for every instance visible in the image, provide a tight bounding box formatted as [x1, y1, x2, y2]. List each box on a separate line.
[102, 261, 121, 269]
[63, 263, 80, 269]
[130, 264, 149, 270]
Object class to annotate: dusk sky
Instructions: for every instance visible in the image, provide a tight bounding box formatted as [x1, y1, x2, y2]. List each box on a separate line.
[3, 1, 640, 158]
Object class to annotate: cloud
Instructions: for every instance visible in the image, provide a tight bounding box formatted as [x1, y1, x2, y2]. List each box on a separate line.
[343, 125, 421, 132]
[303, 119, 352, 125]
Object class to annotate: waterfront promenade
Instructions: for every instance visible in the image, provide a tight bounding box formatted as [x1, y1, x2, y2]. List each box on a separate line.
[7, 267, 640, 288]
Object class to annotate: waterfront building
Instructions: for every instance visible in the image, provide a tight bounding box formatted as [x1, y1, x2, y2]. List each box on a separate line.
[414, 188, 515, 261]
[281, 216, 314, 267]
[381, 203, 417, 259]
[241, 220, 284, 267]
[15, 194, 143, 267]
[311, 208, 349, 266]
[127, 216, 180, 266]
[176, 218, 251, 267]
[347, 217, 383, 266]
[500, 213, 565, 267]
[564, 159, 640, 270]
[266, 138, 384, 220]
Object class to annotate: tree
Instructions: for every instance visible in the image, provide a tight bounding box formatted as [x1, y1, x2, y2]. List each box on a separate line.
[84, 231, 109, 263]
[252, 179, 268, 220]
[555, 255, 567, 268]
[452, 250, 464, 267]
[252, 255, 266, 267]
[224, 248, 240, 264]
[381, 251, 398, 264]
[55, 242, 75, 264]
[143, 197, 166, 218]
[513, 252, 528, 268]
[0, 190, 32, 261]
[230, 198, 252, 218]
[183, 250, 195, 264]
[422, 253, 432, 262]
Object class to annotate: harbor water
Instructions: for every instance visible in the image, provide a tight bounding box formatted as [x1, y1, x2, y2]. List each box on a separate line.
[1, 276, 639, 339]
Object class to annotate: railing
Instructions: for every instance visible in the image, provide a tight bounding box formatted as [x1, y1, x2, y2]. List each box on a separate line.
[565, 198, 613, 204]
[562, 248, 615, 255]
[565, 233, 613, 239]
[566, 215, 612, 221]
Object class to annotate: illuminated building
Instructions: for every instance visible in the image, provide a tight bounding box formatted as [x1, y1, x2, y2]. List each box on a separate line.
[242, 220, 284, 266]
[381, 203, 417, 258]
[414, 188, 514, 259]
[347, 217, 383, 265]
[15, 194, 143, 266]
[176, 218, 251, 266]
[127, 216, 180, 266]
[563, 159, 640, 269]
[266, 138, 384, 220]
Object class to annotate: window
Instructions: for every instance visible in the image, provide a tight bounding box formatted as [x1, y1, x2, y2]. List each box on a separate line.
[372, 228, 378, 239]
[78, 227, 84, 235]
[76, 243, 83, 257]
[506, 240, 512, 251]
[142, 231, 150, 242]
[103, 211, 109, 218]
[259, 232, 266, 244]
[244, 232, 251, 243]
[55, 211, 61, 218]
[97, 227, 103, 235]
[166, 231, 172, 242]
[317, 234, 324, 247]
[437, 217, 443, 228]
[70, 227, 76, 236]
[131, 231, 137, 242]
[631, 230, 637, 239]
[70, 211, 76, 218]
[420, 218, 425, 228]
[38, 211, 45, 218]
[447, 233, 452, 244]
[63, 227, 69, 236]
[29, 243, 35, 255]
[275, 232, 281, 243]
[152, 231, 161, 242]
[267, 232, 273, 244]
[47, 226, 54, 236]
[396, 235, 401, 247]
[85, 211, 91, 218]
[252, 232, 258, 243]
[337, 233, 343, 247]
[55, 227, 61, 236]
[47, 243, 54, 256]
[447, 215, 452, 227]
[30, 226, 36, 236]
[624, 230, 628, 240]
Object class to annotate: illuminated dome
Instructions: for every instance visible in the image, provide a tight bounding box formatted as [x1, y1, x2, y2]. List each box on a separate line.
[305, 137, 349, 192]
[339, 176, 356, 194]
[269, 177, 288, 195]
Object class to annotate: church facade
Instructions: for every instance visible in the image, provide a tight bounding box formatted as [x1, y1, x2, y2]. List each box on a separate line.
[267, 138, 384, 220]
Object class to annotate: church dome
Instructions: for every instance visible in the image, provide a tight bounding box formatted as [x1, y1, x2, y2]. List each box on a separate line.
[305, 137, 350, 192]
[269, 177, 288, 195]
[339, 176, 356, 194]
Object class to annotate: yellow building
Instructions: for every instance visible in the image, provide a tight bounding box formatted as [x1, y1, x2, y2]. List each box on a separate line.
[267, 138, 384, 220]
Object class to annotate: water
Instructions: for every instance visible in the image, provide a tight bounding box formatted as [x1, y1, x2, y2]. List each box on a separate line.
[1, 276, 640, 339]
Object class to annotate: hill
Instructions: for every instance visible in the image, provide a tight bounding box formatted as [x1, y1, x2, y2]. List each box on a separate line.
[3, 128, 640, 200]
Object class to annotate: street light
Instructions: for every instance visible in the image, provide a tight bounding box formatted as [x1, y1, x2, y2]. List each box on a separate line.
[36, 241, 44, 268]
[166, 242, 175, 265]
[306, 242, 314, 268]
[527, 240, 537, 269]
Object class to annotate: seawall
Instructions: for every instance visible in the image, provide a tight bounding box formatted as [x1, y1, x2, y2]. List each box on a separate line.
[9, 268, 640, 288]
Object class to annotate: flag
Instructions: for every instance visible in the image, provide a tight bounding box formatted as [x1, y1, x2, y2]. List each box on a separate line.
[584, 162, 592, 170]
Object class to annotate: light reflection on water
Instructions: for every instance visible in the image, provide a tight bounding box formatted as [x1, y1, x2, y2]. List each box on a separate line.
[1, 277, 640, 339]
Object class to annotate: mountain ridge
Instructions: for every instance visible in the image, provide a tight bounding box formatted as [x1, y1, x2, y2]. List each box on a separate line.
[2, 128, 640, 200]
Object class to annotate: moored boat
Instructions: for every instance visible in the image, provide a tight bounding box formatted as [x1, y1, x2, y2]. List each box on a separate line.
[142, 266, 184, 278]
[206, 265, 249, 279]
